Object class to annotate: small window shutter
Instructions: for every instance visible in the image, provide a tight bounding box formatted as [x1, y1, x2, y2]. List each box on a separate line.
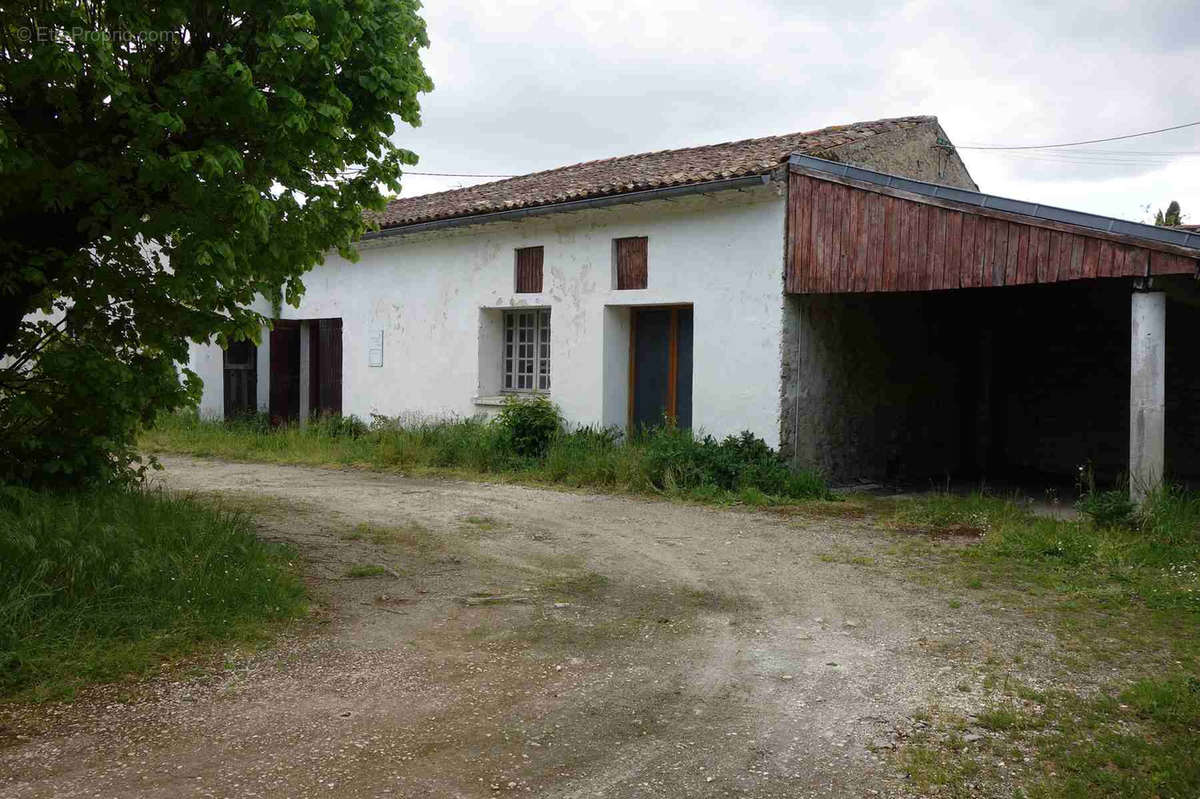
[515, 246, 544, 293]
[615, 237, 648, 289]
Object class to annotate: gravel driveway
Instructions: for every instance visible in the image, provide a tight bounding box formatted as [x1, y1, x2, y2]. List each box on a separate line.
[1, 456, 1050, 798]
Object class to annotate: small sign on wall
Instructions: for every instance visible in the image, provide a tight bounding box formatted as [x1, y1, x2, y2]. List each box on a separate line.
[368, 329, 384, 367]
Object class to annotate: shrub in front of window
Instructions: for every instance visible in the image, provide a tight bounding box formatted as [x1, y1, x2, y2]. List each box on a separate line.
[494, 396, 563, 458]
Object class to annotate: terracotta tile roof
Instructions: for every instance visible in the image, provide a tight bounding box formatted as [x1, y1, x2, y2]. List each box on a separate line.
[374, 115, 936, 229]
[1174, 223, 1200, 232]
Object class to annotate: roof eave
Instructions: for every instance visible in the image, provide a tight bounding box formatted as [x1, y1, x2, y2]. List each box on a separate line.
[363, 173, 774, 240]
[789, 154, 1200, 258]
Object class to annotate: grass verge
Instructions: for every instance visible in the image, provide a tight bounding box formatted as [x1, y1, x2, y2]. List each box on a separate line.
[902, 676, 1200, 799]
[872, 488, 1200, 798]
[142, 410, 835, 505]
[0, 486, 306, 702]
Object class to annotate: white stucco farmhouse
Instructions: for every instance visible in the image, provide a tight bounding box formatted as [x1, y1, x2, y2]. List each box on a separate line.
[188, 113, 1200, 492]
[190, 116, 973, 451]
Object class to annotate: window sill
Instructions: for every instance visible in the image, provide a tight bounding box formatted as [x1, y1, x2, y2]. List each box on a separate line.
[473, 393, 548, 407]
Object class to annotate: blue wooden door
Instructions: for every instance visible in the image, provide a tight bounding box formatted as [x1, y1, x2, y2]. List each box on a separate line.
[631, 307, 693, 431]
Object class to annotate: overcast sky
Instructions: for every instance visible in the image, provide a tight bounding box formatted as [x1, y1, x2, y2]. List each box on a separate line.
[393, 1, 1199, 225]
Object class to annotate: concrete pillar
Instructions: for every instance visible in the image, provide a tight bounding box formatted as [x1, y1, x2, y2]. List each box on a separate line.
[1130, 290, 1165, 503]
[255, 324, 271, 413]
[299, 320, 311, 426]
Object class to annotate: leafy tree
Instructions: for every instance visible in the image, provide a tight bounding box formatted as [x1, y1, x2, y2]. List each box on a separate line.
[1154, 200, 1184, 227]
[0, 0, 432, 485]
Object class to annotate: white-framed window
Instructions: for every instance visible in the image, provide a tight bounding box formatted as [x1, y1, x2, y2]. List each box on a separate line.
[503, 308, 550, 392]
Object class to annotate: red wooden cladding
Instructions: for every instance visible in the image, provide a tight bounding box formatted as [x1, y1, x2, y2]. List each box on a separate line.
[514, 246, 544, 293]
[1005, 222, 1021, 285]
[615, 236, 648, 290]
[868, 192, 885, 292]
[786, 169, 1198, 294]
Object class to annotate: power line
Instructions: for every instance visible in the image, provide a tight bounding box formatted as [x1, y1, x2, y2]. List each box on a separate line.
[337, 167, 515, 178]
[953, 119, 1200, 151]
[980, 152, 1183, 167]
[405, 170, 516, 178]
[968, 147, 1200, 168]
[1058, 148, 1200, 156]
[969, 151, 1186, 164]
[983, 150, 1184, 162]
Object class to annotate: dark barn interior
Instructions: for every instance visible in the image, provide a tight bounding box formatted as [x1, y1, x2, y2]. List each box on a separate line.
[785, 279, 1200, 489]
[782, 156, 1200, 493]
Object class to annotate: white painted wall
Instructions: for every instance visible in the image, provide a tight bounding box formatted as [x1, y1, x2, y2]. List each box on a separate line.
[190, 183, 788, 446]
[188, 339, 225, 418]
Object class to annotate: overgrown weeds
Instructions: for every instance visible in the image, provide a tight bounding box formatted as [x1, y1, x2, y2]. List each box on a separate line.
[144, 409, 835, 504]
[0, 486, 305, 701]
[902, 487, 1200, 614]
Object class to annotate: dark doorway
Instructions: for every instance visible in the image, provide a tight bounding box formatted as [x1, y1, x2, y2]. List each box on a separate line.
[630, 306, 693, 431]
[268, 318, 343, 422]
[222, 340, 257, 418]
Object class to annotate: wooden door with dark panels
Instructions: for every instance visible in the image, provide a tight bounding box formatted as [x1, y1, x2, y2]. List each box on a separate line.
[269, 320, 301, 421]
[271, 319, 342, 422]
[313, 318, 343, 416]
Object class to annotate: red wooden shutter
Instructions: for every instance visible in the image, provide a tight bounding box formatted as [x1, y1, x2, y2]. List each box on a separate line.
[515, 246, 544, 293]
[615, 237, 648, 289]
[317, 318, 343, 415]
[269, 320, 300, 420]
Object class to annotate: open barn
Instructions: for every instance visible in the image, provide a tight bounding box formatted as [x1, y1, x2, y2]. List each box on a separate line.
[782, 156, 1200, 497]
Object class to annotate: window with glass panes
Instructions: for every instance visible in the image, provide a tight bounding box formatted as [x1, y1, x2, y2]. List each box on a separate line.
[502, 309, 551, 391]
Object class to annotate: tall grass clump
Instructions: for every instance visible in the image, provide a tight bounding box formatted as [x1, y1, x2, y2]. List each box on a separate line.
[1074, 463, 1137, 528]
[0, 486, 305, 700]
[370, 413, 514, 472]
[1137, 485, 1200, 546]
[540, 425, 642, 489]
